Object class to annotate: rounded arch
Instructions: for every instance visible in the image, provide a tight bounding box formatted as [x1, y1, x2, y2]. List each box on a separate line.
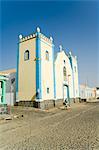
[24, 50, 29, 61]
[45, 50, 49, 61]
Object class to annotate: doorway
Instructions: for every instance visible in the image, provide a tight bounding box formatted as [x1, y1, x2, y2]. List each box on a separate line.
[63, 84, 70, 105]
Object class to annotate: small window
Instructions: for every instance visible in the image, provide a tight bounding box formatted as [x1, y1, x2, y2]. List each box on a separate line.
[63, 66, 66, 81]
[64, 60, 66, 64]
[45, 51, 49, 61]
[24, 50, 29, 61]
[47, 88, 49, 94]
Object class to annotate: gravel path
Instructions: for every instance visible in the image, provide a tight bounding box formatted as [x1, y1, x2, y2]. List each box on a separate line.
[0, 102, 99, 150]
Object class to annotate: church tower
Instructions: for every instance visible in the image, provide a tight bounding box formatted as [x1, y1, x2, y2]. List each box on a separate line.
[16, 27, 55, 106]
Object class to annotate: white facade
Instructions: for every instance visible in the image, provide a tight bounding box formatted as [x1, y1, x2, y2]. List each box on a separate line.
[55, 48, 79, 102]
[40, 36, 54, 100]
[70, 55, 79, 98]
[55, 51, 73, 100]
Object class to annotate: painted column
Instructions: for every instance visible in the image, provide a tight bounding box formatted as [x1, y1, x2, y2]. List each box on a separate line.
[16, 43, 19, 95]
[52, 44, 56, 99]
[36, 28, 42, 100]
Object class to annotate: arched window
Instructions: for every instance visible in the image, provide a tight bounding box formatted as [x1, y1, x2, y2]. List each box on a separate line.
[24, 50, 29, 61]
[63, 66, 66, 81]
[45, 50, 49, 61]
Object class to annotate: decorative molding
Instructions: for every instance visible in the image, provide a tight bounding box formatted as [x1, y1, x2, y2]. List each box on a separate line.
[19, 31, 53, 45]
[19, 34, 36, 43]
[39, 33, 53, 44]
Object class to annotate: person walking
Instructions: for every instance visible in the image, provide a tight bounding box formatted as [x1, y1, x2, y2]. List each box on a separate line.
[64, 99, 68, 109]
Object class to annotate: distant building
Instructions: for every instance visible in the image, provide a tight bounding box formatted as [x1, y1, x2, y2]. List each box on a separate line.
[80, 84, 96, 101]
[16, 27, 79, 109]
[0, 69, 16, 106]
[96, 87, 99, 99]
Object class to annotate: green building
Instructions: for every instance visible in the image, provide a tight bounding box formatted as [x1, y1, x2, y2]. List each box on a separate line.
[0, 75, 8, 105]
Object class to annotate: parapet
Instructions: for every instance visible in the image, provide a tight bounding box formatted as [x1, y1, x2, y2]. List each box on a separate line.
[19, 34, 36, 43]
[19, 27, 53, 45]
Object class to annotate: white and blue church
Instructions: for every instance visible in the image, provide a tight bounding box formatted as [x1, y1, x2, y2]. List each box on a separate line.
[16, 27, 79, 109]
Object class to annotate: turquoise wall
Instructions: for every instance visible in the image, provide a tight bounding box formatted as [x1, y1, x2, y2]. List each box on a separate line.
[0, 76, 7, 104]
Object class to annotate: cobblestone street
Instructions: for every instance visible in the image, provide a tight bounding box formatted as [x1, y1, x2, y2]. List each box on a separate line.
[0, 102, 99, 150]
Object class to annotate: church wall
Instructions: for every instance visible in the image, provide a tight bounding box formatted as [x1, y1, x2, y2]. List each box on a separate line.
[71, 56, 79, 98]
[40, 38, 54, 100]
[55, 51, 74, 101]
[18, 38, 36, 101]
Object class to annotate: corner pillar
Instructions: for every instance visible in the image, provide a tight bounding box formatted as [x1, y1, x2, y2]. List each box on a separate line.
[36, 32, 42, 100]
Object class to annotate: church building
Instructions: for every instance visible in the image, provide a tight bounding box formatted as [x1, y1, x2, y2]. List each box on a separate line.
[16, 27, 79, 109]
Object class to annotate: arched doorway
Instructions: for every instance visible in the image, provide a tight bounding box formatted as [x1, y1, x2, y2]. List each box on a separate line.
[63, 84, 70, 106]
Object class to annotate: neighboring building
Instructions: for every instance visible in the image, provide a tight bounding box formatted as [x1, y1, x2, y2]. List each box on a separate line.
[16, 27, 79, 109]
[0, 69, 16, 106]
[96, 87, 99, 99]
[0, 75, 8, 105]
[80, 84, 96, 101]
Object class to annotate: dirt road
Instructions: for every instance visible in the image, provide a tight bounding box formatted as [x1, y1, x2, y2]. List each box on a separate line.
[0, 102, 99, 150]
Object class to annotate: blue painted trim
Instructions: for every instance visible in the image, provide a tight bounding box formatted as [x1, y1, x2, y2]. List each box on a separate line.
[36, 33, 42, 99]
[52, 44, 56, 98]
[69, 57, 73, 69]
[16, 43, 19, 92]
[69, 56, 75, 98]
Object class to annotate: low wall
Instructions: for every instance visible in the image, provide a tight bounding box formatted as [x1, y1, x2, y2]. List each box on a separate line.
[17, 98, 80, 110]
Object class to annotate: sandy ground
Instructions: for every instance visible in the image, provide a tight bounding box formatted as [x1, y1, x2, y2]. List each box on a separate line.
[0, 102, 99, 150]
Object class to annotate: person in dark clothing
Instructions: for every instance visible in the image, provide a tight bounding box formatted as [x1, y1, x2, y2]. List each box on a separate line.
[64, 99, 68, 109]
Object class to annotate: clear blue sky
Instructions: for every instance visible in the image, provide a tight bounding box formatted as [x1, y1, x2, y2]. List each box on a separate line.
[0, 0, 99, 87]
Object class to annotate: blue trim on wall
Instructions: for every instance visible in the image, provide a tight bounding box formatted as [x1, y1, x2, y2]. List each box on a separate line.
[69, 56, 75, 98]
[16, 43, 19, 92]
[36, 33, 42, 99]
[52, 44, 56, 98]
[69, 57, 73, 69]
